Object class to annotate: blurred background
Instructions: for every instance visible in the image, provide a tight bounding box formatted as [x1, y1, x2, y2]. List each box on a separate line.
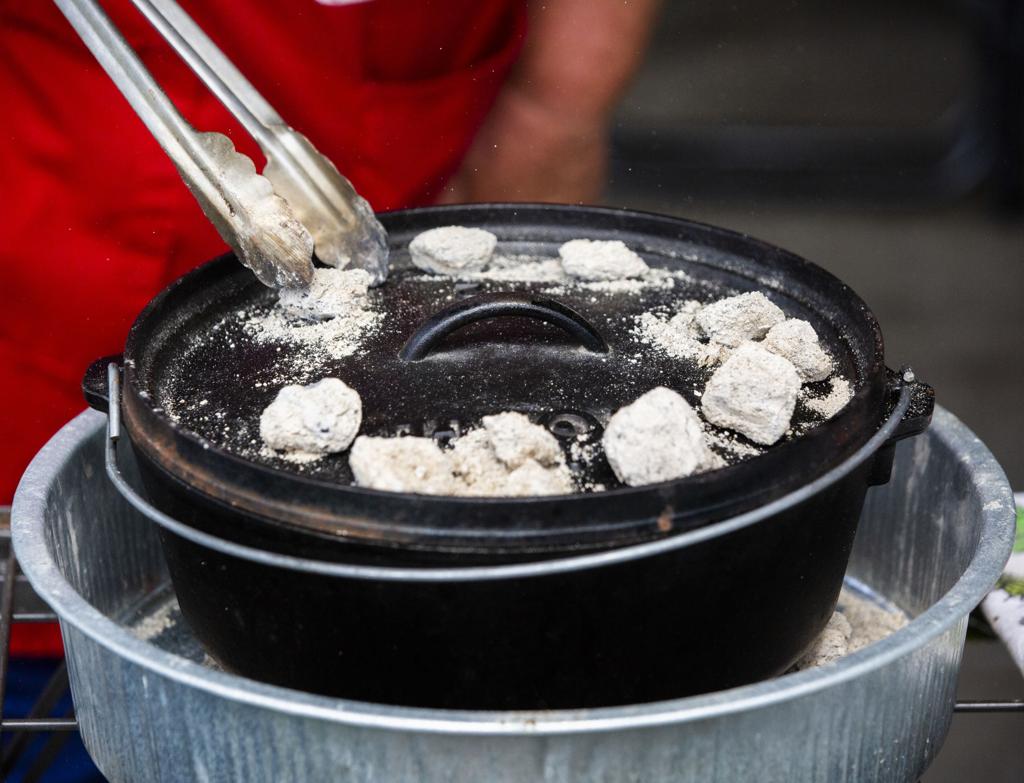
[607, 2, 1022, 780]
[611, 0, 1022, 486]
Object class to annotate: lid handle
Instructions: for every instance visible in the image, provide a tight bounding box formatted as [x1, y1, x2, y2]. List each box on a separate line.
[400, 293, 609, 362]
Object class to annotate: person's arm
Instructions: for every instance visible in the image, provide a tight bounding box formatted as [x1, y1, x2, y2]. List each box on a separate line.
[441, 0, 661, 204]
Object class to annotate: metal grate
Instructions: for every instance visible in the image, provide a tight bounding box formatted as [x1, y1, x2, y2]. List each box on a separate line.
[0, 509, 78, 782]
[0, 506, 1021, 780]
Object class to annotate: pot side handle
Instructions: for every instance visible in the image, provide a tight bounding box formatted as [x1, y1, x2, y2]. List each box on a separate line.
[867, 367, 935, 486]
[82, 355, 123, 413]
[399, 293, 609, 361]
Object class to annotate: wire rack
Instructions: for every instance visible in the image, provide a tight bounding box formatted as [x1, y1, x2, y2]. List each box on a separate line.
[0, 510, 77, 781]
[0, 507, 1021, 781]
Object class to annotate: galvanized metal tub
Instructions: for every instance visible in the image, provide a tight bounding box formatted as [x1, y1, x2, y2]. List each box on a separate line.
[11, 407, 1015, 783]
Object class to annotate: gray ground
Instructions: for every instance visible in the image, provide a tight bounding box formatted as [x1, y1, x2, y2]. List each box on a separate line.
[608, 1, 1023, 779]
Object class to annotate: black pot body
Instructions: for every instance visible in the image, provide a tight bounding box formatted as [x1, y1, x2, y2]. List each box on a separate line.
[85, 204, 934, 708]
[140, 449, 872, 709]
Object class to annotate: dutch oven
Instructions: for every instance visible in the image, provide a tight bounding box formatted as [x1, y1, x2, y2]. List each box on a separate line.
[83, 203, 934, 709]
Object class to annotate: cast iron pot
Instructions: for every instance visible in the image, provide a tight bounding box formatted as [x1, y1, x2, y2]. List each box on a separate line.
[84, 204, 933, 709]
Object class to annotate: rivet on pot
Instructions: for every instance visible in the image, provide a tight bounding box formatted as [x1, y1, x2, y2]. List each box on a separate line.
[545, 411, 599, 440]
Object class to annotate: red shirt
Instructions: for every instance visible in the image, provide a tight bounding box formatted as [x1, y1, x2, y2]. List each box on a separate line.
[1, 0, 526, 653]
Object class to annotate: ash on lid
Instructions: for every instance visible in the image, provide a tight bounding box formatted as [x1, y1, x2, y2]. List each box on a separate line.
[160, 231, 857, 494]
[243, 267, 383, 361]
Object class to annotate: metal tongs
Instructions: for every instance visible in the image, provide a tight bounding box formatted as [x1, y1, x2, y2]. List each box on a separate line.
[54, 0, 389, 289]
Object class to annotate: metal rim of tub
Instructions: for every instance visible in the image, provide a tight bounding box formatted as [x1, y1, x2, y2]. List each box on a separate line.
[11, 406, 1016, 735]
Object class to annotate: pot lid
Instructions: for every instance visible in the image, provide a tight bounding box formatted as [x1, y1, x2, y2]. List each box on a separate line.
[121, 204, 888, 555]
[140, 206, 874, 493]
